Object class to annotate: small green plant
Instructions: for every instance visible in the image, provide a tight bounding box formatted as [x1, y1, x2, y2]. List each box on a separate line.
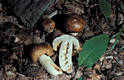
[78, 77, 84, 80]
[98, 0, 112, 18]
[110, 24, 124, 52]
[119, 45, 124, 52]
[78, 34, 109, 67]
[120, 2, 124, 13]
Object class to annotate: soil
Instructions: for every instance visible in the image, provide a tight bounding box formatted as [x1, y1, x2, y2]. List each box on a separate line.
[0, 0, 124, 80]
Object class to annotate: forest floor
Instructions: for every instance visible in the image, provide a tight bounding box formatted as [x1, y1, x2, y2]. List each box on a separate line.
[0, 0, 124, 80]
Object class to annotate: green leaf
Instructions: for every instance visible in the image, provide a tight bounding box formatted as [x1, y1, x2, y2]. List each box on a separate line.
[99, 0, 112, 18]
[122, 24, 124, 29]
[119, 45, 124, 52]
[78, 34, 109, 67]
[120, 2, 124, 13]
[78, 77, 83, 80]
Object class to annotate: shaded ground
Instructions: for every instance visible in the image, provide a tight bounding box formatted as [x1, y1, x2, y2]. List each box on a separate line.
[0, 0, 124, 80]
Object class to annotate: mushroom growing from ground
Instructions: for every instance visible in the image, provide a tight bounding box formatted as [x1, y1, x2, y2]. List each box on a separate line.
[41, 10, 58, 33]
[64, 14, 86, 36]
[52, 34, 81, 73]
[31, 42, 63, 76]
[42, 18, 55, 33]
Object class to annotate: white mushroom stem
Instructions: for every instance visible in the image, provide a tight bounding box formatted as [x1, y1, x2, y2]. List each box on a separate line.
[70, 33, 79, 36]
[39, 54, 63, 76]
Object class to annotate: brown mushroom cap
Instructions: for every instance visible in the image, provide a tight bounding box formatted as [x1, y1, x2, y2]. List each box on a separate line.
[42, 18, 55, 33]
[31, 42, 54, 62]
[65, 14, 86, 32]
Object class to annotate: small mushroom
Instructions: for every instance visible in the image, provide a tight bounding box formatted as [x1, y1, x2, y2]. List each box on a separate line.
[31, 42, 63, 76]
[42, 18, 55, 33]
[41, 10, 58, 33]
[64, 14, 86, 36]
[52, 34, 81, 73]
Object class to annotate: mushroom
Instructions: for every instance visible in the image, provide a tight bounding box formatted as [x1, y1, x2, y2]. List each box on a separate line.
[42, 18, 55, 33]
[52, 34, 81, 73]
[31, 42, 63, 76]
[64, 14, 86, 36]
[41, 10, 58, 33]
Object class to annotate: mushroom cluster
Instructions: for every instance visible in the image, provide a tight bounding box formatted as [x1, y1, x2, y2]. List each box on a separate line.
[30, 14, 85, 76]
